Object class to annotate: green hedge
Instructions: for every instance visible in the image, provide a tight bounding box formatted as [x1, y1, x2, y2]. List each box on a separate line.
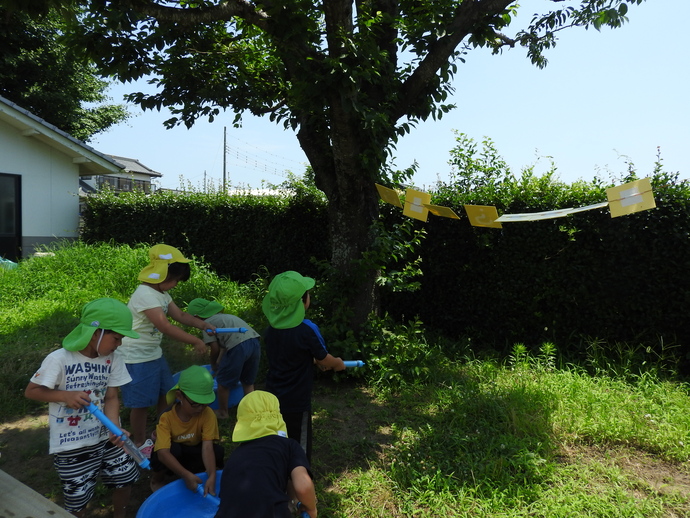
[82, 162, 690, 367]
[382, 169, 690, 366]
[82, 186, 330, 282]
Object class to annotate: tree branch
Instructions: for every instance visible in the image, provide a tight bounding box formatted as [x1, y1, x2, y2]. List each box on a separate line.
[393, 0, 513, 122]
[117, 0, 268, 29]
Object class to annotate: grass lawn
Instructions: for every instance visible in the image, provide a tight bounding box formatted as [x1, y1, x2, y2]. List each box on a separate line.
[1, 242, 689, 516]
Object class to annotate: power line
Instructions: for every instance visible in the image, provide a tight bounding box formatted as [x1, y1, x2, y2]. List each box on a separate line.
[169, 133, 309, 189]
[226, 145, 306, 178]
[225, 134, 307, 179]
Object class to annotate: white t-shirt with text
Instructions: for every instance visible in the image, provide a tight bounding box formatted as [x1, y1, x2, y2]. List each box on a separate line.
[29, 348, 131, 454]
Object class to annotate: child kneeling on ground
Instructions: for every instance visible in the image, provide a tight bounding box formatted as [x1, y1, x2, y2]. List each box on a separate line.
[150, 365, 224, 496]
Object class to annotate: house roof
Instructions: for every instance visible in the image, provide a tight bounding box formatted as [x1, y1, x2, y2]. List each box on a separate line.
[106, 155, 162, 178]
[0, 94, 124, 176]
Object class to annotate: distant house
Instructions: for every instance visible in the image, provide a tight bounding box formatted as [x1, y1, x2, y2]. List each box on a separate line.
[0, 95, 143, 261]
[80, 155, 162, 195]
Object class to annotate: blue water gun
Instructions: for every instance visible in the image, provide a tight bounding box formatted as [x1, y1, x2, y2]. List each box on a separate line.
[86, 402, 150, 469]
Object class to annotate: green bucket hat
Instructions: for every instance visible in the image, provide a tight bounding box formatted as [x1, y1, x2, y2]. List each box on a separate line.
[137, 244, 191, 284]
[261, 271, 315, 329]
[187, 298, 224, 319]
[62, 298, 139, 352]
[166, 365, 215, 405]
[232, 390, 288, 442]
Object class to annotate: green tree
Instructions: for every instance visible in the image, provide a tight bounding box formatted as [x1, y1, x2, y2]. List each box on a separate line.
[1, 0, 645, 327]
[0, 7, 129, 141]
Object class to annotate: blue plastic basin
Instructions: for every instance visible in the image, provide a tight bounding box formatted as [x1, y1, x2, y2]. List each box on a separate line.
[136, 471, 222, 518]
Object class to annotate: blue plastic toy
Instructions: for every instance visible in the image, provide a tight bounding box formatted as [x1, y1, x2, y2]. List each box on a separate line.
[86, 402, 150, 469]
[137, 472, 221, 518]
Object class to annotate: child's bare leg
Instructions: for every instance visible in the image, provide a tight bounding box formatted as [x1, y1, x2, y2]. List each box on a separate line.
[242, 384, 254, 395]
[215, 385, 230, 419]
[129, 407, 149, 446]
[112, 486, 131, 518]
[156, 394, 168, 415]
[150, 394, 169, 442]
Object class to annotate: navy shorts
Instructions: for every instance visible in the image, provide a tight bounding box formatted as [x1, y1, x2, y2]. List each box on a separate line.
[216, 337, 261, 388]
[121, 357, 174, 408]
[151, 441, 225, 475]
[53, 439, 139, 513]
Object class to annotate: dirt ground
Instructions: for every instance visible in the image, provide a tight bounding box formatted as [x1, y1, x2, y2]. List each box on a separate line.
[1, 378, 689, 517]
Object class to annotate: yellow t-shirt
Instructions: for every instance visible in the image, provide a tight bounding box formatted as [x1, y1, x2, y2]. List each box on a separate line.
[154, 404, 220, 450]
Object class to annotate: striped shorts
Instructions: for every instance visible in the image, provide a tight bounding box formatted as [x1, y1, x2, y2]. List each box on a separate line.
[53, 439, 139, 513]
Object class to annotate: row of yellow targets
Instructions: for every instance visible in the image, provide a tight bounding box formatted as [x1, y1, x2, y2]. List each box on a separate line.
[375, 178, 656, 228]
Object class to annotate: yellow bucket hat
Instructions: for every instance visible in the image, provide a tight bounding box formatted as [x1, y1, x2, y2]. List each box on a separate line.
[232, 391, 288, 442]
[137, 244, 191, 284]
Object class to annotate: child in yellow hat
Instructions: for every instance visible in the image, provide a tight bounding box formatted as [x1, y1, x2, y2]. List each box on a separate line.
[25, 298, 140, 518]
[216, 391, 317, 517]
[118, 244, 217, 451]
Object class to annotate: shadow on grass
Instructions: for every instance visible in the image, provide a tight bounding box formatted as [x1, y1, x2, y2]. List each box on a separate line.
[1, 313, 559, 517]
[310, 364, 559, 514]
[0, 308, 79, 422]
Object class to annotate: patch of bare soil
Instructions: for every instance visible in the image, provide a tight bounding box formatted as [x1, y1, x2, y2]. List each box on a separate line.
[558, 443, 690, 500]
[0, 411, 159, 517]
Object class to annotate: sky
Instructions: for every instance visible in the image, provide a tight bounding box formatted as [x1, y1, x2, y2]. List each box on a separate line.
[89, 0, 690, 192]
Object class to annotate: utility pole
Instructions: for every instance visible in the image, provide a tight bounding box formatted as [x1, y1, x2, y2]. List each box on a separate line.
[223, 126, 227, 192]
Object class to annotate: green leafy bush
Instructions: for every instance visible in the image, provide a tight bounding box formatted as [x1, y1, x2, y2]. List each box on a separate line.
[384, 137, 690, 369]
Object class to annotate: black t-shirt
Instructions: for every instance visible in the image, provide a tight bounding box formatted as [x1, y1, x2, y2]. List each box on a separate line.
[264, 321, 328, 413]
[215, 435, 311, 518]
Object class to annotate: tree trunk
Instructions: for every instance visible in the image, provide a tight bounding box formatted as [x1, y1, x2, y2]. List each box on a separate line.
[326, 171, 381, 327]
[297, 116, 382, 329]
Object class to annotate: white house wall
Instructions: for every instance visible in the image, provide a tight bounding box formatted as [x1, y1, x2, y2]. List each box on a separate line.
[0, 119, 80, 255]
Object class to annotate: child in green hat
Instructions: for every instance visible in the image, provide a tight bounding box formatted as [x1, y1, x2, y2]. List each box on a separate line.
[262, 270, 346, 463]
[186, 297, 261, 419]
[149, 365, 224, 496]
[25, 298, 140, 518]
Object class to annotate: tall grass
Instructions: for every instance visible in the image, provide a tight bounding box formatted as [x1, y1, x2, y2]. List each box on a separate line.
[0, 241, 264, 419]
